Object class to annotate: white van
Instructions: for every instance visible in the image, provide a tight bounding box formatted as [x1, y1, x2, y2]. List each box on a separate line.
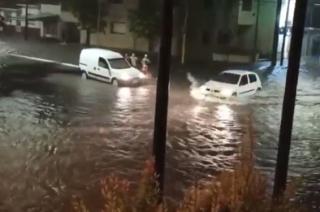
[79, 48, 146, 86]
[200, 70, 262, 98]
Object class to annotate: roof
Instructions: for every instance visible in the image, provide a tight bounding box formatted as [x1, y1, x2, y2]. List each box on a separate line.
[222, 70, 256, 75]
[82, 48, 123, 59]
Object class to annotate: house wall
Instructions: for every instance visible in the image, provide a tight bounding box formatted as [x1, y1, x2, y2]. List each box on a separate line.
[88, 0, 179, 55]
[185, 0, 277, 63]
[40, 4, 61, 15]
[1, 3, 79, 42]
[256, 0, 277, 57]
[88, 0, 149, 52]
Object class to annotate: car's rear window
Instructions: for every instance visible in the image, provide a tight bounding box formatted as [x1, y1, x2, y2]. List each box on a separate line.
[214, 73, 240, 84]
[109, 58, 131, 69]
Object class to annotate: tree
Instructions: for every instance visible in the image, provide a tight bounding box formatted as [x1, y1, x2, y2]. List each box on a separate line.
[64, 0, 107, 45]
[129, 0, 161, 52]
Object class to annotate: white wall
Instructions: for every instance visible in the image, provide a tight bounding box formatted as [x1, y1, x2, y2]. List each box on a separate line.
[20, 5, 41, 29]
[60, 11, 78, 23]
[40, 4, 61, 15]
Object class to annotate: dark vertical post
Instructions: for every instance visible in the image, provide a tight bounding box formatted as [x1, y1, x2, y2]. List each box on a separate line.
[181, 0, 189, 65]
[271, 0, 282, 66]
[152, 0, 173, 201]
[253, 0, 260, 62]
[24, 1, 29, 41]
[280, 0, 291, 66]
[97, 0, 102, 32]
[273, 0, 308, 199]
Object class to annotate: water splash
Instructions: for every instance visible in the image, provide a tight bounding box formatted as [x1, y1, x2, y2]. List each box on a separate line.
[187, 72, 248, 105]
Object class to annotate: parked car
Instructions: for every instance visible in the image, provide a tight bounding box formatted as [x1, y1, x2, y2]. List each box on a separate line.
[200, 70, 262, 98]
[79, 48, 146, 86]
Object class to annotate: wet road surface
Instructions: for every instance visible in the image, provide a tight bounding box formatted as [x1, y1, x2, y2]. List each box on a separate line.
[0, 59, 319, 211]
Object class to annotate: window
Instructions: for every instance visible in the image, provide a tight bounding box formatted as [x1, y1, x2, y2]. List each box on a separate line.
[109, 58, 130, 69]
[242, 0, 252, 11]
[99, 57, 109, 69]
[249, 74, 257, 83]
[111, 22, 127, 34]
[214, 73, 240, 84]
[240, 75, 248, 86]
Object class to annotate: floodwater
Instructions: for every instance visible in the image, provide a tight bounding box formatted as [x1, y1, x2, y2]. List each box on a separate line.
[0, 59, 319, 211]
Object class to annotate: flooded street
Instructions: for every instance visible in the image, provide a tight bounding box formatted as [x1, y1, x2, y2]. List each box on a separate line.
[0, 60, 319, 211]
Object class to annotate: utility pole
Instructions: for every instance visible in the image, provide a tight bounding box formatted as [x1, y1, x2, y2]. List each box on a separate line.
[253, 0, 261, 62]
[97, 0, 102, 33]
[181, 0, 189, 65]
[271, 0, 282, 66]
[273, 0, 308, 199]
[24, 0, 29, 41]
[152, 0, 173, 202]
[280, 0, 291, 66]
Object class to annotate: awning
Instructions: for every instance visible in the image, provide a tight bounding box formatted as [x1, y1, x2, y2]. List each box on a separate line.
[11, 13, 59, 21]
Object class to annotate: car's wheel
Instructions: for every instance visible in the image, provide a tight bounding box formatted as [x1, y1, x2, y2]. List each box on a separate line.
[112, 79, 119, 87]
[81, 71, 87, 80]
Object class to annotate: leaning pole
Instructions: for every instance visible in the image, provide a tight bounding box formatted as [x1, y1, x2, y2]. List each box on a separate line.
[152, 0, 173, 202]
[273, 0, 308, 199]
[271, 0, 282, 66]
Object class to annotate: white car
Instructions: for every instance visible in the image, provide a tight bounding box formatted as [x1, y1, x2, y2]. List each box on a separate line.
[79, 48, 146, 86]
[200, 70, 262, 98]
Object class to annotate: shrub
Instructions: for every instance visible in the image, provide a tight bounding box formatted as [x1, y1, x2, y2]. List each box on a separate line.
[71, 160, 303, 212]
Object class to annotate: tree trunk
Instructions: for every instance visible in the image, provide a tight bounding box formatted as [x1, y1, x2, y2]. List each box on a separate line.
[86, 28, 91, 46]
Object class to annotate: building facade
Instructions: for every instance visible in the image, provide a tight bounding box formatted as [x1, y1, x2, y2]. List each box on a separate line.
[0, 3, 79, 42]
[85, 0, 180, 55]
[184, 0, 278, 63]
[303, 0, 320, 59]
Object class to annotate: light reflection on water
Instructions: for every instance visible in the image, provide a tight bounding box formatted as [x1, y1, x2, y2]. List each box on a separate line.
[0, 67, 319, 211]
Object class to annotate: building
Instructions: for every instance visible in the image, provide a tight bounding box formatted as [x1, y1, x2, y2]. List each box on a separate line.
[302, 0, 320, 62]
[87, 0, 278, 63]
[85, 0, 180, 55]
[184, 0, 278, 63]
[0, 3, 79, 42]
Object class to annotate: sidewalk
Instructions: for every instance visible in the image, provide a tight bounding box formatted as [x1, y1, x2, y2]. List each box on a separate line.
[0, 35, 273, 80]
[0, 35, 83, 65]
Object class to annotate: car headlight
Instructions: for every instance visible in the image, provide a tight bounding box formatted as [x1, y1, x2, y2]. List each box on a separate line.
[120, 73, 131, 81]
[139, 72, 146, 79]
[221, 89, 233, 97]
